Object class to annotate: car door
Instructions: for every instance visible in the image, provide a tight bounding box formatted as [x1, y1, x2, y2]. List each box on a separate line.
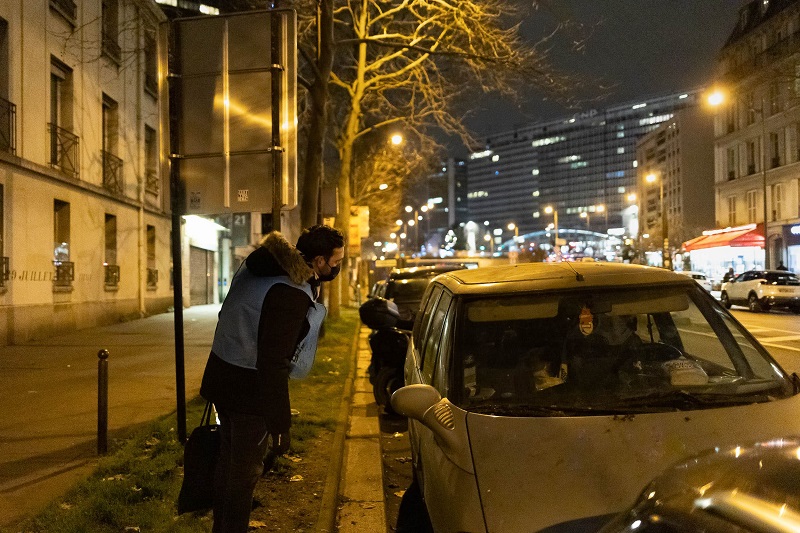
[727, 272, 750, 303]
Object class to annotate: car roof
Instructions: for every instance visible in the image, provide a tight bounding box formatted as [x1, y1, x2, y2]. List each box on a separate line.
[431, 262, 693, 296]
[388, 265, 467, 280]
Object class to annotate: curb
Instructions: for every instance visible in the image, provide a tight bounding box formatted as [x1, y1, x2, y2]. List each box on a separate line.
[315, 319, 362, 533]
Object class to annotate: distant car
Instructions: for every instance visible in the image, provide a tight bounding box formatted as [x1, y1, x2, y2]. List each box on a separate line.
[383, 262, 800, 532]
[720, 269, 800, 313]
[677, 271, 712, 292]
[600, 437, 800, 533]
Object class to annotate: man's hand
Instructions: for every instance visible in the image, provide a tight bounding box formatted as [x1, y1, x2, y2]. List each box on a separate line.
[269, 431, 291, 455]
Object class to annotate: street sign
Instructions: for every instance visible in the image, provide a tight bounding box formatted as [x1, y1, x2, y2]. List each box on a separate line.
[166, 10, 297, 215]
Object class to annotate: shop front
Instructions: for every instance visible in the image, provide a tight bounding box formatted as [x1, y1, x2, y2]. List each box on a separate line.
[682, 224, 765, 285]
[783, 223, 800, 273]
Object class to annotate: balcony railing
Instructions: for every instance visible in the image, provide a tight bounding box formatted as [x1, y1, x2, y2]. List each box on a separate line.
[147, 268, 158, 289]
[145, 169, 160, 195]
[0, 97, 16, 155]
[145, 72, 158, 95]
[48, 124, 79, 178]
[104, 264, 120, 287]
[1, 257, 8, 287]
[102, 150, 123, 195]
[53, 260, 74, 287]
[49, 0, 77, 24]
[102, 32, 121, 63]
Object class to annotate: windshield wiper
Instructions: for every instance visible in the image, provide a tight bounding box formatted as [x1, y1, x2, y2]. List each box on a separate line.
[618, 389, 774, 409]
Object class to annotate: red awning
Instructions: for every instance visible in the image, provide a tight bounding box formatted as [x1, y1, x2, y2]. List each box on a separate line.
[683, 225, 764, 252]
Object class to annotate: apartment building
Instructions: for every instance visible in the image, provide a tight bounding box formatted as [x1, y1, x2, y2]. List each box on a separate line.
[0, 0, 174, 344]
[713, 0, 800, 271]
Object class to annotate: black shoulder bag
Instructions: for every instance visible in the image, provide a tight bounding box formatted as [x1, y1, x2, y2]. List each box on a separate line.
[177, 402, 220, 514]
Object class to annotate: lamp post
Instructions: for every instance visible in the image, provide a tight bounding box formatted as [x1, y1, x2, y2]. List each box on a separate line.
[580, 211, 590, 230]
[646, 173, 670, 270]
[707, 89, 770, 269]
[507, 222, 519, 250]
[544, 206, 559, 259]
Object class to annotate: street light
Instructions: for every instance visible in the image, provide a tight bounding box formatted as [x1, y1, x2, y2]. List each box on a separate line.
[580, 211, 590, 229]
[507, 222, 519, 250]
[645, 173, 670, 270]
[544, 206, 559, 259]
[708, 89, 770, 269]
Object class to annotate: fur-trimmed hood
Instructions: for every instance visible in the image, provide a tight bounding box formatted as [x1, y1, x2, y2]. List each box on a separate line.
[245, 232, 313, 285]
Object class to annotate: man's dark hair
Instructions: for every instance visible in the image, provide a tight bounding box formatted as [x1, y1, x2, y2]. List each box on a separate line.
[296, 225, 345, 261]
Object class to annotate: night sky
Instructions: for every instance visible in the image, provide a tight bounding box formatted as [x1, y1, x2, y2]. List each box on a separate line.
[457, 0, 748, 151]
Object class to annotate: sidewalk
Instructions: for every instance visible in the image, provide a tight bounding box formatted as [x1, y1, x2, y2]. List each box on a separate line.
[335, 327, 387, 532]
[0, 305, 221, 529]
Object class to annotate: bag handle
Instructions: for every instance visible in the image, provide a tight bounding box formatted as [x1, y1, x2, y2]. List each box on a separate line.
[200, 401, 215, 427]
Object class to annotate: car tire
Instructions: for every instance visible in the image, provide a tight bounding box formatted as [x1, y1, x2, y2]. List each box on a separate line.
[373, 366, 404, 414]
[395, 477, 434, 533]
[720, 291, 732, 309]
[748, 293, 763, 313]
[791, 306, 800, 315]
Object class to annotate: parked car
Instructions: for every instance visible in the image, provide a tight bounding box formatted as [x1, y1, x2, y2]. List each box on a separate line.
[377, 262, 800, 533]
[361, 264, 468, 411]
[677, 271, 712, 292]
[720, 269, 800, 313]
[600, 437, 800, 533]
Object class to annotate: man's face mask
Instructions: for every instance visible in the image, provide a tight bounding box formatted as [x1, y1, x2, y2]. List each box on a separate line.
[318, 261, 340, 282]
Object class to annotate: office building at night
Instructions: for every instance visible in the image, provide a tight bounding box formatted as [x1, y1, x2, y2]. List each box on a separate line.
[466, 90, 704, 246]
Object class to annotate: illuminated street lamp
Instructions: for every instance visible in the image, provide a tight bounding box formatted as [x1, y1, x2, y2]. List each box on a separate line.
[645, 173, 670, 270]
[507, 222, 519, 250]
[544, 206, 559, 258]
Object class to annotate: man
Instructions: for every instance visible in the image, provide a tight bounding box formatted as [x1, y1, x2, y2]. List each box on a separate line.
[200, 225, 345, 533]
[777, 261, 789, 271]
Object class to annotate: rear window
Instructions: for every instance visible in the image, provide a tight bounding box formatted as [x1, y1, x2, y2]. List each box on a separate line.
[765, 273, 800, 285]
[453, 285, 791, 416]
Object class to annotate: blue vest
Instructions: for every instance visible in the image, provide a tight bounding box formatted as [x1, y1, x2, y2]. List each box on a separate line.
[211, 265, 327, 379]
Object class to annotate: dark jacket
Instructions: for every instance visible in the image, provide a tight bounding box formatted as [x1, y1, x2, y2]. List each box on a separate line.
[200, 232, 314, 433]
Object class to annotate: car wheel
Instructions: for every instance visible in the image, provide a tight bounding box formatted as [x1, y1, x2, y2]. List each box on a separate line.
[395, 477, 434, 533]
[748, 293, 763, 313]
[720, 291, 731, 309]
[792, 306, 800, 315]
[373, 366, 404, 414]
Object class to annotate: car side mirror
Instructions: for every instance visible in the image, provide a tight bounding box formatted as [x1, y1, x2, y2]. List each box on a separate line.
[391, 384, 441, 419]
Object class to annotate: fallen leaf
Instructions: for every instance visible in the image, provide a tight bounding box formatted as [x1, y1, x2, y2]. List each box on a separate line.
[394, 490, 406, 498]
[289, 475, 304, 482]
[284, 454, 302, 463]
[102, 474, 125, 481]
[123, 527, 141, 532]
[248, 520, 267, 528]
[59, 503, 73, 510]
[144, 437, 160, 447]
[290, 409, 300, 416]
[360, 503, 376, 509]
[393, 432, 404, 438]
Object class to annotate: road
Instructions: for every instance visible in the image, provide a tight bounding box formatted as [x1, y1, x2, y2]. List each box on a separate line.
[729, 307, 800, 375]
[378, 306, 800, 531]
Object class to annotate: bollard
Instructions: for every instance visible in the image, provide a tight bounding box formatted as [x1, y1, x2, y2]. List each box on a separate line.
[97, 349, 109, 455]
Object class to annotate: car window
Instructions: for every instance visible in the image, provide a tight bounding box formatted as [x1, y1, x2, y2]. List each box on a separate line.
[432, 304, 454, 396]
[452, 285, 791, 415]
[741, 272, 755, 282]
[422, 291, 452, 384]
[765, 272, 800, 285]
[413, 284, 442, 360]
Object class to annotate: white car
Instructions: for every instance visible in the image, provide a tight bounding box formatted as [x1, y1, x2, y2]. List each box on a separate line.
[720, 270, 800, 313]
[380, 262, 800, 532]
[677, 271, 712, 291]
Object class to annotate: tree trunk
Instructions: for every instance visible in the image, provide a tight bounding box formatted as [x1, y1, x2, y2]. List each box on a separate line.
[300, 0, 335, 229]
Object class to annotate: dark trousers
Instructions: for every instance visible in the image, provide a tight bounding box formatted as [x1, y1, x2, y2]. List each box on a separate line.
[212, 409, 270, 533]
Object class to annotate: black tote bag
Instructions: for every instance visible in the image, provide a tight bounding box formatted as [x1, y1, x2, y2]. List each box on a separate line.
[178, 402, 220, 514]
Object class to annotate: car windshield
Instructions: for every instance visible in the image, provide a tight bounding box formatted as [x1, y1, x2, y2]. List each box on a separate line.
[454, 285, 792, 416]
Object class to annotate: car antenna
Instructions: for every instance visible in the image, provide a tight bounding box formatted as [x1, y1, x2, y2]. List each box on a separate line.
[564, 261, 585, 282]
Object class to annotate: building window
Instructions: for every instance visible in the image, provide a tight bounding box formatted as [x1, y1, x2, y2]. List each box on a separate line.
[745, 93, 756, 125]
[725, 104, 736, 133]
[49, 0, 77, 26]
[726, 147, 737, 180]
[101, 0, 120, 62]
[746, 190, 758, 223]
[54, 199, 73, 288]
[727, 196, 736, 227]
[0, 184, 6, 287]
[772, 183, 783, 221]
[770, 132, 780, 168]
[0, 18, 13, 156]
[745, 140, 756, 174]
[104, 214, 119, 288]
[49, 58, 78, 177]
[144, 28, 157, 96]
[102, 95, 123, 195]
[769, 83, 780, 115]
[147, 225, 157, 290]
[144, 125, 159, 195]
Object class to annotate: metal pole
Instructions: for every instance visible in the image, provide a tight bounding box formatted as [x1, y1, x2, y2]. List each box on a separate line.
[760, 98, 770, 269]
[271, 9, 283, 232]
[97, 349, 109, 455]
[661, 180, 670, 270]
[554, 210, 559, 259]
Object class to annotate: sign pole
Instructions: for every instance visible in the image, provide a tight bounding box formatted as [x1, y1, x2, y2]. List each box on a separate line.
[271, 4, 283, 232]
